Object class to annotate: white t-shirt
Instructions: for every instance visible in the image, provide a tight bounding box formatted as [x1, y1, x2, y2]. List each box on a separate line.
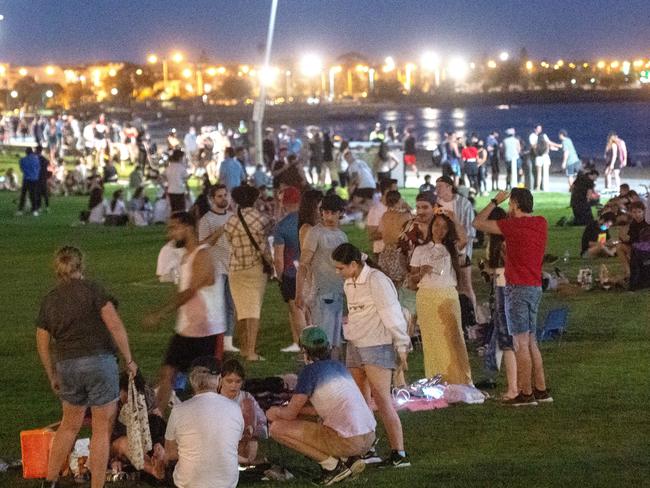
[348, 159, 376, 189]
[366, 201, 387, 253]
[105, 199, 126, 216]
[156, 240, 184, 283]
[165, 392, 244, 488]
[410, 242, 457, 289]
[166, 162, 188, 194]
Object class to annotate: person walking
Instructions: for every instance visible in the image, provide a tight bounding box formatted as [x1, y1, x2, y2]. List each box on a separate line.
[333, 243, 411, 468]
[473, 188, 552, 406]
[16, 147, 41, 216]
[36, 246, 138, 488]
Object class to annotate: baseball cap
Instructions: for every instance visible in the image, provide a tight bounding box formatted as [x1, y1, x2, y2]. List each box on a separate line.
[282, 186, 301, 205]
[299, 326, 330, 350]
[190, 356, 221, 375]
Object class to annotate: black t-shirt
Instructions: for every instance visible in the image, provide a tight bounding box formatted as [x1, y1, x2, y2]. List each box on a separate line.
[581, 221, 609, 254]
[404, 136, 416, 155]
[628, 219, 650, 245]
[37, 279, 118, 361]
[571, 174, 594, 207]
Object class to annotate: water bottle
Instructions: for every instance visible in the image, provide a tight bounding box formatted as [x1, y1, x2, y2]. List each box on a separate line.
[562, 250, 570, 263]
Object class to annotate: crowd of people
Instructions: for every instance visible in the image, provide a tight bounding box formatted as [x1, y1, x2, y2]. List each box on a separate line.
[29, 115, 650, 488]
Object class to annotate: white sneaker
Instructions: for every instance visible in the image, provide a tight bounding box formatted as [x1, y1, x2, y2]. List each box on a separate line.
[281, 343, 301, 353]
[223, 336, 240, 352]
[32, 211, 40, 217]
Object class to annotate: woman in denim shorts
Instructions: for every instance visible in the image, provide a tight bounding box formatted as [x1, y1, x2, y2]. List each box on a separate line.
[36, 246, 138, 488]
[332, 243, 412, 467]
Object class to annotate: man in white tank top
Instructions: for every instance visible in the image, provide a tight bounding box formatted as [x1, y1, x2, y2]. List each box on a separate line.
[145, 211, 224, 414]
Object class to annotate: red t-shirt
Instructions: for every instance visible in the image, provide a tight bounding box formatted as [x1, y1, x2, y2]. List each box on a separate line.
[497, 216, 547, 286]
[461, 146, 478, 161]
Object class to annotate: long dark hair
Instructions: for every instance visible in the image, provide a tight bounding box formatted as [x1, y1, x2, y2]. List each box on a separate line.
[298, 189, 323, 230]
[378, 141, 389, 161]
[110, 189, 122, 212]
[427, 214, 461, 281]
[331, 242, 380, 270]
[487, 206, 507, 268]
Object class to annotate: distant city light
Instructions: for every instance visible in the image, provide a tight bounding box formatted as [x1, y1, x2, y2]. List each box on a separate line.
[206, 67, 216, 76]
[525, 61, 534, 71]
[18, 68, 27, 76]
[135, 68, 143, 75]
[171, 52, 184, 63]
[596, 60, 606, 69]
[487, 60, 497, 69]
[499, 51, 509, 62]
[570, 79, 577, 85]
[45, 89, 54, 98]
[108, 68, 117, 77]
[241, 65, 250, 74]
[300, 54, 322, 77]
[259, 66, 278, 86]
[110, 87, 118, 95]
[45, 66, 55, 75]
[420, 51, 440, 72]
[10, 90, 18, 98]
[610, 60, 620, 69]
[147, 54, 158, 64]
[0, 15, 4, 21]
[182, 68, 192, 79]
[447, 57, 469, 81]
[203, 83, 213, 93]
[383, 56, 395, 73]
[622, 61, 631, 75]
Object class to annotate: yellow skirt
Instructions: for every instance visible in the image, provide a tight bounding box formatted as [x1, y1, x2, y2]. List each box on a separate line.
[229, 264, 267, 320]
[416, 287, 472, 385]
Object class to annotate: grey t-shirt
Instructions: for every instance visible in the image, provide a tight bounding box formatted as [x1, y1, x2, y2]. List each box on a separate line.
[303, 224, 348, 296]
[562, 137, 580, 166]
[37, 279, 117, 362]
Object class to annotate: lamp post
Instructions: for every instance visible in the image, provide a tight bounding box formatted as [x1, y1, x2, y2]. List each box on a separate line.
[253, 0, 279, 166]
[329, 66, 341, 100]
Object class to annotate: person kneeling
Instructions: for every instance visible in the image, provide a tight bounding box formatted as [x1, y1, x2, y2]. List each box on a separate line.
[580, 212, 617, 259]
[267, 327, 376, 486]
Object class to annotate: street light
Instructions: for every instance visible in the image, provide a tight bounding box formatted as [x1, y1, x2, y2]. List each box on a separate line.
[300, 54, 323, 78]
[383, 56, 395, 73]
[421, 51, 440, 88]
[110, 87, 118, 96]
[499, 51, 510, 62]
[329, 65, 342, 99]
[447, 57, 469, 82]
[404, 62, 416, 92]
[147, 54, 158, 64]
[259, 66, 278, 87]
[171, 52, 183, 64]
[45, 90, 54, 98]
[10, 90, 17, 98]
[18, 68, 27, 76]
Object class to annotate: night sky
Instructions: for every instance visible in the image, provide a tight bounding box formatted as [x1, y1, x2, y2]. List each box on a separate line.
[1, 0, 648, 64]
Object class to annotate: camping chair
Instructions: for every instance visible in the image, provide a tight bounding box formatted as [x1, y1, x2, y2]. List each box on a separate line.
[537, 307, 569, 342]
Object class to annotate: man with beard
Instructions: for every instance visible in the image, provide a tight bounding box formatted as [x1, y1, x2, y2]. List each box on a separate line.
[198, 184, 238, 353]
[145, 212, 224, 413]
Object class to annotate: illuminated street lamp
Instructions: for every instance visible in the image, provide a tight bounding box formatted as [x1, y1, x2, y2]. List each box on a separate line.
[487, 60, 497, 69]
[447, 57, 469, 82]
[300, 54, 323, 78]
[45, 90, 54, 98]
[499, 51, 509, 62]
[404, 62, 416, 92]
[171, 52, 184, 64]
[383, 56, 395, 73]
[10, 90, 17, 98]
[329, 65, 342, 100]
[110, 87, 118, 96]
[421, 51, 440, 87]
[147, 54, 158, 64]
[18, 68, 27, 76]
[259, 66, 278, 87]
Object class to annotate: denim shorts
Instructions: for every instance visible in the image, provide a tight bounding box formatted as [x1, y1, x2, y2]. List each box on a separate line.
[346, 343, 396, 370]
[566, 162, 579, 177]
[56, 354, 119, 406]
[504, 285, 542, 336]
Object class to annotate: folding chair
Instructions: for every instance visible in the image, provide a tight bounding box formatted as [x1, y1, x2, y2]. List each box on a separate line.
[537, 307, 569, 342]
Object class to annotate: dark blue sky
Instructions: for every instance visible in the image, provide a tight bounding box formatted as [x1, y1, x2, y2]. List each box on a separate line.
[0, 0, 648, 64]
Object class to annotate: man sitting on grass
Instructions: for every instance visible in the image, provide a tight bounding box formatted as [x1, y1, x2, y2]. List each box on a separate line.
[581, 212, 617, 258]
[617, 201, 650, 278]
[267, 326, 376, 486]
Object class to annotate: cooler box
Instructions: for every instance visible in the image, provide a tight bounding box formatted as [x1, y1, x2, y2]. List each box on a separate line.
[20, 428, 54, 479]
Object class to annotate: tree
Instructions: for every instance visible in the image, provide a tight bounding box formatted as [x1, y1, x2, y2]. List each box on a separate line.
[219, 76, 252, 100]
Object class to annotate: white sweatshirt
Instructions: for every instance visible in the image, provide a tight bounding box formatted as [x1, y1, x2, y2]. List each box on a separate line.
[343, 264, 411, 352]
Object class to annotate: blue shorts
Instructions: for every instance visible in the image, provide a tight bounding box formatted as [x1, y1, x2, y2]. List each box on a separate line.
[450, 158, 461, 176]
[311, 293, 344, 347]
[504, 285, 542, 336]
[566, 162, 580, 177]
[56, 354, 119, 406]
[346, 343, 396, 370]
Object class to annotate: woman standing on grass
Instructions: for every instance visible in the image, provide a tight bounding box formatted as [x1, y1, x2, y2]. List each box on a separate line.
[332, 243, 411, 468]
[408, 210, 473, 385]
[36, 246, 138, 488]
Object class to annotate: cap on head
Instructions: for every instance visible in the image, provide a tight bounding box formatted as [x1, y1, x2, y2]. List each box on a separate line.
[299, 326, 330, 350]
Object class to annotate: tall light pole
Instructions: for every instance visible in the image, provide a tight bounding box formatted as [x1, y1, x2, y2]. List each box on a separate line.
[254, 0, 279, 166]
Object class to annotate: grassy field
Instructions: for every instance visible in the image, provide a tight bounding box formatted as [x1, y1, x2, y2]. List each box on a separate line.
[0, 165, 648, 487]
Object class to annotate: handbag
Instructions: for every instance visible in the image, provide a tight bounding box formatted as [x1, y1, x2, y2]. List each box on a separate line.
[237, 207, 275, 278]
[117, 375, 152, 470]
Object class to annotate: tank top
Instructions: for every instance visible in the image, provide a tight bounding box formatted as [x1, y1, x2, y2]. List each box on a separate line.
[176, 244, 224, 337]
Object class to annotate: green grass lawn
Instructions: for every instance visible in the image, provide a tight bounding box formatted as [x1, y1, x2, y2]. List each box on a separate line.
[0, 168, 648, 487]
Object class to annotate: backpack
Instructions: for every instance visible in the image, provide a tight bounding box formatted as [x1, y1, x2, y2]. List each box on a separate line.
[536, 134, 549, 156]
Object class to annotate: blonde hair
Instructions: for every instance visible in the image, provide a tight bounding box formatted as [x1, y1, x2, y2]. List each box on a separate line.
[54, 246, 84, 282]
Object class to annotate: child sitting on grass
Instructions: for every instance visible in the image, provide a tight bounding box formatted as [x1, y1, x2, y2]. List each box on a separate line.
[219, 359, 268, 466]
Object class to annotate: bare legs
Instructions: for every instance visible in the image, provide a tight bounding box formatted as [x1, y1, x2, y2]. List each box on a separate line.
[239, 318, 262, 360]
[47, 400, 118, 488]
[513, 332, 547, 395]
[288, 300, 306, 344]
[156, 365, 176, 415]
[350, 365, 404, 451]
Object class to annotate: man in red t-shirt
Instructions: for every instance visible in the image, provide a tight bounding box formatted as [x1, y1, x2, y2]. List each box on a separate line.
[473, 188, 552, 407]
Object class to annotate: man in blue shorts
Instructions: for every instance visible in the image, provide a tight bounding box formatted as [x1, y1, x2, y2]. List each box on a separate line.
[473, 188, 553, 407]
